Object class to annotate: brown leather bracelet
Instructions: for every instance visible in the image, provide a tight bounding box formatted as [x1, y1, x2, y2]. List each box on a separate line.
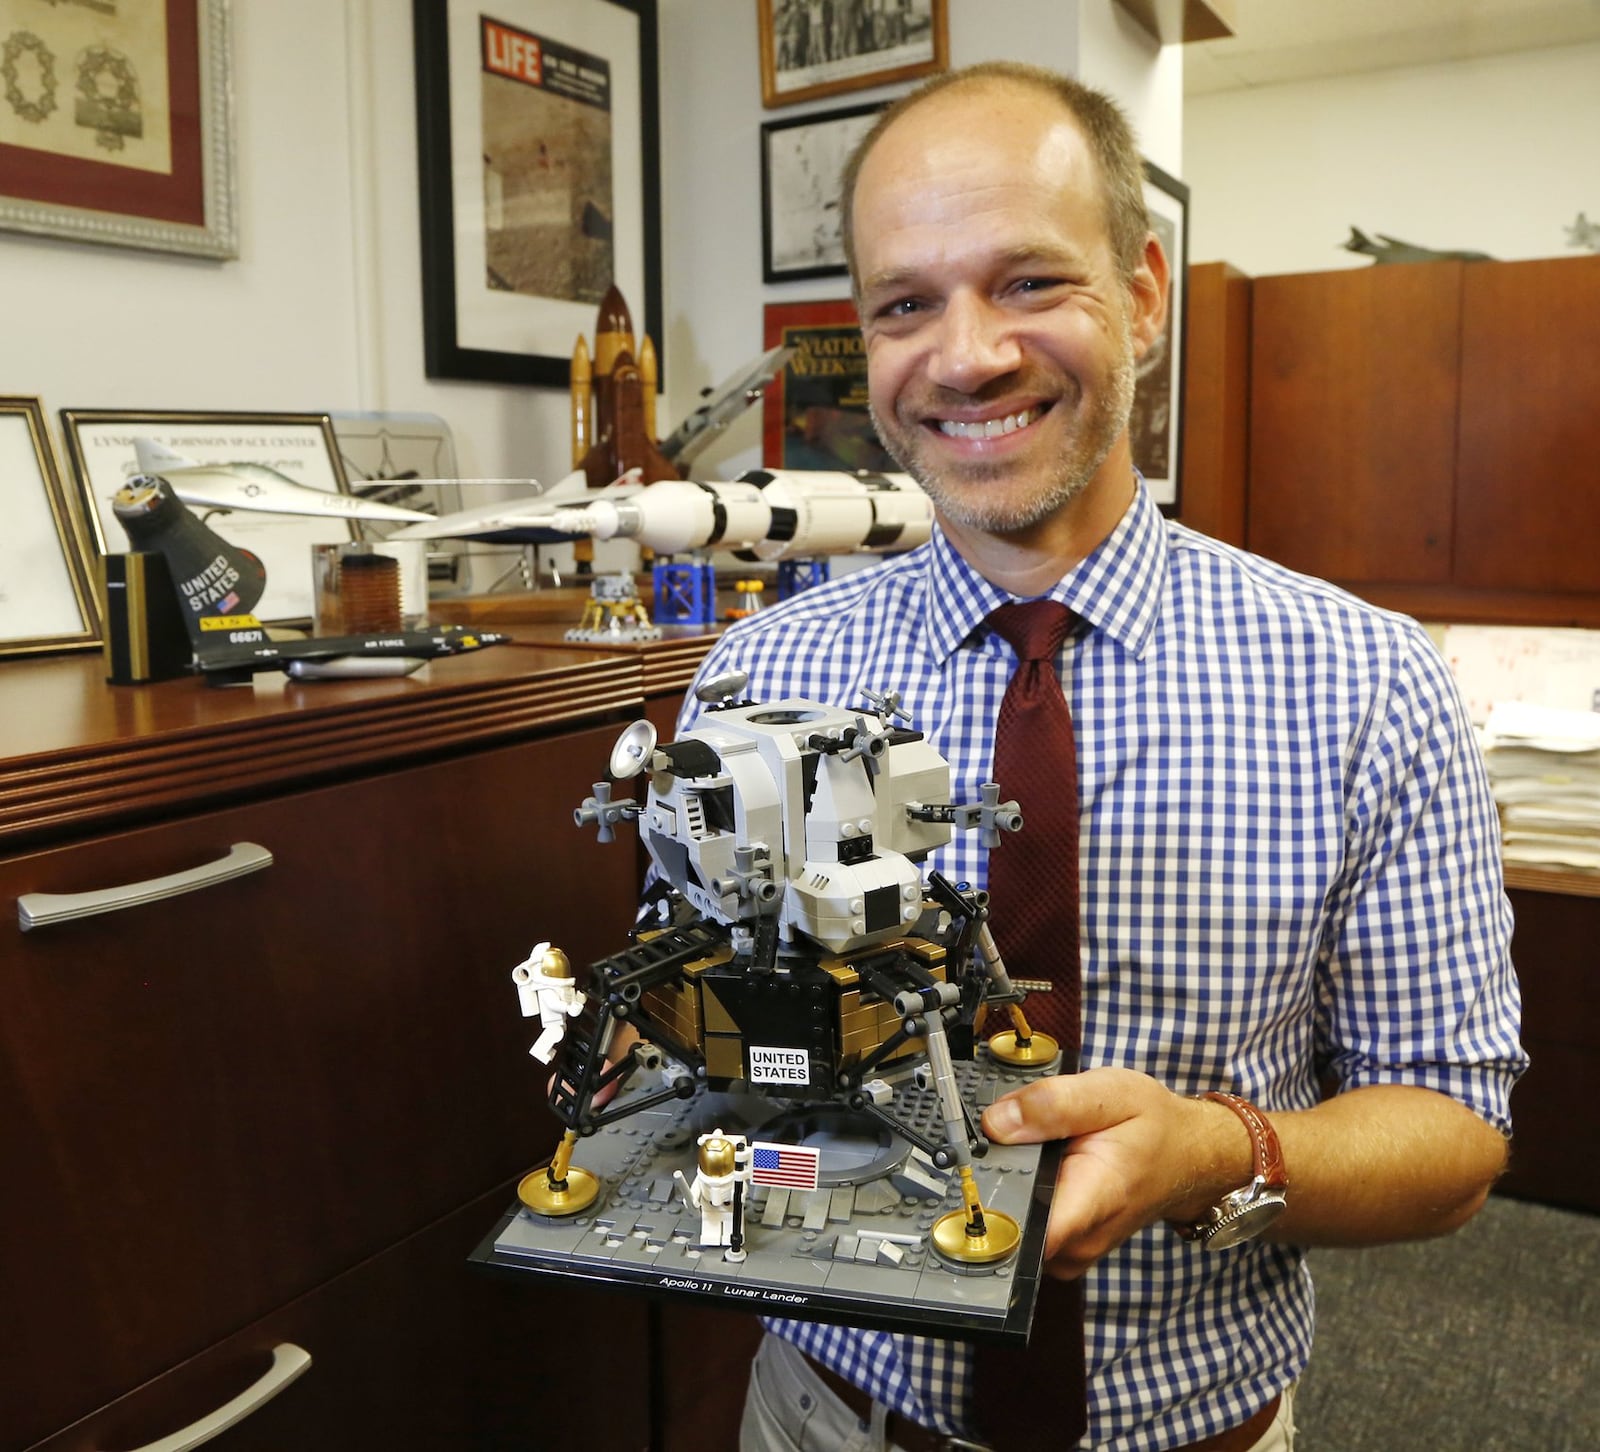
[1200, 1091, 1287, 1187]
[1177, 1091, 1289, 1246]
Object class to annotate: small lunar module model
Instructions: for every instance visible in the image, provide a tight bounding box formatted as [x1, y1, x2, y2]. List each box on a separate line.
[473, 674, 1067, 1343]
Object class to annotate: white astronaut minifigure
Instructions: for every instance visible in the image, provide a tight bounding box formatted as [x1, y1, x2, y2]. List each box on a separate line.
[673, 1128, 751, 1261]
[511, 942, 586, 1064]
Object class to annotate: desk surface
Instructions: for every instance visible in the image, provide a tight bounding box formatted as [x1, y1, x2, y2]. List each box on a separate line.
[0, 644, 641, 853]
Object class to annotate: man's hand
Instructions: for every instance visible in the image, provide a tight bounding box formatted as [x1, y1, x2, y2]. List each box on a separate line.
[981, 1069, 1512, 1278]
[982, 1068, 1236, 1278]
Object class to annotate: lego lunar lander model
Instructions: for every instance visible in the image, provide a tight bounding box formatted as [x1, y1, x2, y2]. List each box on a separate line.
[474, 674, 1066, 1343]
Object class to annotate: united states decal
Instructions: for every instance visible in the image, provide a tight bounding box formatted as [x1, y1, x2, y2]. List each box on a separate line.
[750, 1141, 820, 1191]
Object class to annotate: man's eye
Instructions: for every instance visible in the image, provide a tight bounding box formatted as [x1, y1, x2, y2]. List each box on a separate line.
[1013, 277, 1062, 296]
[878, 297, 924, 319]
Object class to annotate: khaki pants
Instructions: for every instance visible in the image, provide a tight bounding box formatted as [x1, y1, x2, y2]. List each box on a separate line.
[739, 1332, 1298, 1452]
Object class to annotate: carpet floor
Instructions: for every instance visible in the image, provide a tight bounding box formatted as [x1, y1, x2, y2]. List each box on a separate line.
[1296, 1193, 1600, 1449]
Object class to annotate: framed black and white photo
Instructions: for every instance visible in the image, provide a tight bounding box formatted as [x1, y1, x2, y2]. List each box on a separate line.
[413, 0, 662, 386]
[760, 101, 882, 282]
[758, 0, 947, 108]
[59, 409, 353, 623]
[0, 397, 100, 657]
[0, 0, 237, 259]
[1132, 160, 1188, 513]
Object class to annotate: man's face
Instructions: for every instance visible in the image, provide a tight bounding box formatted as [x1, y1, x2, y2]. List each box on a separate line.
[852, 85, 1155, 536]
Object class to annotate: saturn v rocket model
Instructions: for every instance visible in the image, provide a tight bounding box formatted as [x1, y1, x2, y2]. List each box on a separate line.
[546, 468, 934, 562]
[515, 675, 1063, 1268]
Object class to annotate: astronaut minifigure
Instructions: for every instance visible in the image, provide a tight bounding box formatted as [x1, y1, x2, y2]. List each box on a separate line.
[673, 1127, 751, 1261]
[512, 942, 586, 1064]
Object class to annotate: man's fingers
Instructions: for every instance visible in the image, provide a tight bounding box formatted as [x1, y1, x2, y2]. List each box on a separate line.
[982, 1075, 1080, 1143]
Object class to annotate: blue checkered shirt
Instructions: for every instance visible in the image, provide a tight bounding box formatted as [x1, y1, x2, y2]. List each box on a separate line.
[674, 481, 1526, 1451]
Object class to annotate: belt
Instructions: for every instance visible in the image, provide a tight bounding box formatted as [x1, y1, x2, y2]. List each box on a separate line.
[801, 1352, 1281, 1452]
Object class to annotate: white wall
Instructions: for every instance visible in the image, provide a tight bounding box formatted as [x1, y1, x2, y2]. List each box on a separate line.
[1184, 41, 1600, 278]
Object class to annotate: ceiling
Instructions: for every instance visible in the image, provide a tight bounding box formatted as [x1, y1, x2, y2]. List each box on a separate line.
[1183, 0, 1600, 94]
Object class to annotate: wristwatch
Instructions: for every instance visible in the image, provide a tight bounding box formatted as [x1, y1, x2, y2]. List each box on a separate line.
[1178, 1091, 1288, 1250]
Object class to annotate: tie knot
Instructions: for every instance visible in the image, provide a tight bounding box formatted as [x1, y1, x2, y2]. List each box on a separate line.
[987, 599, 1076, 663]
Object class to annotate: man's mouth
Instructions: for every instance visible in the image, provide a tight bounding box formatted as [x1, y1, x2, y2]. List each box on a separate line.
[933, 405, 1045, 440]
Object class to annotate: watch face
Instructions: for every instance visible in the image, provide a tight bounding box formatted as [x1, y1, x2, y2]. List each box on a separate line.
[1204, 1189, 1288, 1250]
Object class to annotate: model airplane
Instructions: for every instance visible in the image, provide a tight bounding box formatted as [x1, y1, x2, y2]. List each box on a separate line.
[132, 440, 434, 524]
[515, 674, 1062, 1275]
[110, 474, 507, 684]
[658, 342, 795, 469]
[1341, 226, 1492, 264]
[1566, 212, 1600, 252]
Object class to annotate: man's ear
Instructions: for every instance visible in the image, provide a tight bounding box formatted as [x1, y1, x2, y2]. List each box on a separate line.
[1128, 231, 1170, 359]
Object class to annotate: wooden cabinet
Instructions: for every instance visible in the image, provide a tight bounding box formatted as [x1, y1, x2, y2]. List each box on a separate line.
[30, 1182, 650, 1452]
[1498, 874, 1600, 1215]
[1455, 257, 1600, 596]
[1247, 261, 1462, 585]
[1177, 261, 1252, 548]
[1189, 253, 1600, 628]
[0, 649, 657, 1451]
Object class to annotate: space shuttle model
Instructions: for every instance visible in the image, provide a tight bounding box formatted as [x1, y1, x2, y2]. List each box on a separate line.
[571, 284, 677, 491]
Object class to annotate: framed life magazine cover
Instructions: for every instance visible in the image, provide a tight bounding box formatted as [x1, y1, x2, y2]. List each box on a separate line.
[413, 0, 662, 385]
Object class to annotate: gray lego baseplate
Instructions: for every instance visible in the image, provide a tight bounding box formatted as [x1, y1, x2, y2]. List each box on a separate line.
[471, 1050, 1062, 1345]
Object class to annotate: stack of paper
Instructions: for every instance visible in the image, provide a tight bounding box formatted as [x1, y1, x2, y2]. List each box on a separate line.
[1480, 701, 1600, 871]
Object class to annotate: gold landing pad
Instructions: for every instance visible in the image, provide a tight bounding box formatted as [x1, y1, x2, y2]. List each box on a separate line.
[930, 1207, 1023, 1265]
[986, 1028, 1062, 1070]
[518, 1163, 601, 1216]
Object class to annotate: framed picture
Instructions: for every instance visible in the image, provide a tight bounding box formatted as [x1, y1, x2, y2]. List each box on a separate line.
[413, 0, 662, 386]
[762, 299, 897, 474]
[59, 409, 353, 624]
[0, 0, 237, 259]
[1132, 160, 1188, 513]
[0, 397, 100, 657]
[760, 101, 882, 282]
[758, 0, 947, 109]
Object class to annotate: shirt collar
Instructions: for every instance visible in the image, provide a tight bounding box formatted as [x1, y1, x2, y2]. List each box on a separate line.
[921, 477, 1169, 663]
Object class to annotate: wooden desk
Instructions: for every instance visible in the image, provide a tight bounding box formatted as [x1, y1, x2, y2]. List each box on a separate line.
[1, 648, 655, 1450]
[1499, 865, 1600, 1213]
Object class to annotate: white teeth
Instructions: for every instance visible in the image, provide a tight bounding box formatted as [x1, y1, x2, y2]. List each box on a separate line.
[938, 407, 1037, 440]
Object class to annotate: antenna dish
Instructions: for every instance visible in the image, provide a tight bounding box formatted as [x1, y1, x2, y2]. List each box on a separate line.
[696, 670, 749, 704]
[609, 719, 659, 779]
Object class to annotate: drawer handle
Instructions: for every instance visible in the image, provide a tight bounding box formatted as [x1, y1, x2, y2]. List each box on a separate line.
[104, 1342, 311, 1452]
[17, 842, 275, 932]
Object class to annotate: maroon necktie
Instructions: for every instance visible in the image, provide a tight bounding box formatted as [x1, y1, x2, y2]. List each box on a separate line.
[985, 599, 1081, 1057]
[971, 597, 1088, 1450]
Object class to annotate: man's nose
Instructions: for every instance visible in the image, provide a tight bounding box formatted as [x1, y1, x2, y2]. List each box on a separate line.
[927, 294, 1022, 392]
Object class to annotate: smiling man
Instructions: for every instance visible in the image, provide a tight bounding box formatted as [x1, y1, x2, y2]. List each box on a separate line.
[681, 62, 1525, 1452]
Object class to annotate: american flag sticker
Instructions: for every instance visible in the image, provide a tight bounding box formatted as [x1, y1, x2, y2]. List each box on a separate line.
[750, 1141, 820, 1191]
